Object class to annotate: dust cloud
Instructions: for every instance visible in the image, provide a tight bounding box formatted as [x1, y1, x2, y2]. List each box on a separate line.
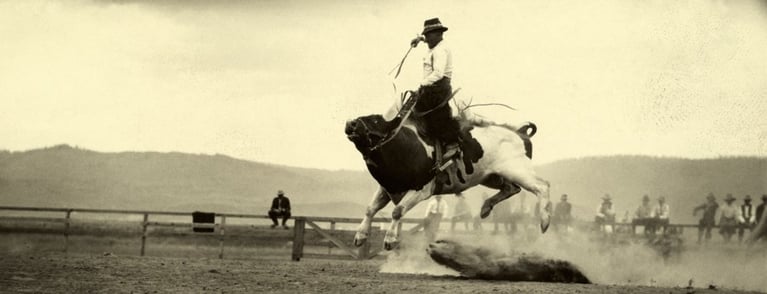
[379, 230, 767, 292]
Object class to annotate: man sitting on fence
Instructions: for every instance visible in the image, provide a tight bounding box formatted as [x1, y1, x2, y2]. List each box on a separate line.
[269, 190, 291, 229]
[652, 196, 670, 234]
[595, 194, 616, 235]
[719, 194, 740, 243]
[634, 194, 654, 235]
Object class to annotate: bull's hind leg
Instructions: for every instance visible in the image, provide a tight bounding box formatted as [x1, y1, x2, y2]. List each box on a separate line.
[479, 175, 522, 219]
[384, 183, 434, 250]
[496, 163, 552, 233]
[355, 186, 392, 247]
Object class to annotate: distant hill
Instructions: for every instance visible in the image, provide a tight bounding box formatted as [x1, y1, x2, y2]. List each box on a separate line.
[0, 145, 378, 218]
[0, 145, 765, 222]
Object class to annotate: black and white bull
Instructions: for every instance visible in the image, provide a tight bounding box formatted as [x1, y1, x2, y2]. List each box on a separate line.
[345, 114, 551, 250]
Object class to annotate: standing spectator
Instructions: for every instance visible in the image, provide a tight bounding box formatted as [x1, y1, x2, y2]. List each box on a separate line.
[268, 190, 291, 229]
[424, 195, 448, 242]
[493, 197, 514, 233]
[756, 194, 767, 228]
[634, 195, 654, 234]
[595, 194, 616, 234]
[450, 193, 472, 231]
[719, 194, 741, 243]
[473, 193, 489, 231]
[693, 193, 719, 244]
[737, 195, 756, 243]
[553, 194, 573, 233]
[652, 196, 670, 234]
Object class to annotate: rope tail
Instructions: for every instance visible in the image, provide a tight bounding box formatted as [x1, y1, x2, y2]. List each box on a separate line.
[388, 46, 414, 79]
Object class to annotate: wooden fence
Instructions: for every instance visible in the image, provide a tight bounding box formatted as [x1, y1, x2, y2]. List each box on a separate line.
[1, 206, 726, 261]
[0, 206, 425, 261]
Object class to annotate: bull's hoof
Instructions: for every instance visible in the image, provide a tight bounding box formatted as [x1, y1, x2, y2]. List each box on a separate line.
[480, 204, 493, 219]
[384, 241, 400, 251]
[354, 231, 368, 247]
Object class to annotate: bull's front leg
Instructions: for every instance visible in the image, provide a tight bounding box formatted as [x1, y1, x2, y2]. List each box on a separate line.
[355, 187, 391, 247]
[384, 183, 433, 250]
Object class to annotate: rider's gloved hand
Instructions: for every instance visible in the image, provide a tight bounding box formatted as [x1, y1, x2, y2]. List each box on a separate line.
[410, 35, 424, 47]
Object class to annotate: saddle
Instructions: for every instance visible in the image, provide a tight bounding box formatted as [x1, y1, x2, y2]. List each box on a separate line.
[393, 90, 483, 187]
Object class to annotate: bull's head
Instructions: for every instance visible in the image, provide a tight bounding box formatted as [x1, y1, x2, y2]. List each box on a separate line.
[344, 114, 393, 156]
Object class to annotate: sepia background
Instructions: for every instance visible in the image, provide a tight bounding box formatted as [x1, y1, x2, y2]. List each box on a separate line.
[2, 1, 767, 293]
[1, 0, 766, 221]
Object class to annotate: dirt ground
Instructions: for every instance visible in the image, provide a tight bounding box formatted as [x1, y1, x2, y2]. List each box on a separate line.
[0, 252, 762, 294]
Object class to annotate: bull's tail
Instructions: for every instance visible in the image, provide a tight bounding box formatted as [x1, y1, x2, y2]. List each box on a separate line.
[517, 122, 537, 159]
[517, 122, 537, 138]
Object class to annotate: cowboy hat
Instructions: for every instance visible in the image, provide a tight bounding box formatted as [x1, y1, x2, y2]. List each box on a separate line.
[277, 190, 285, 196]
[422, 18, 448, 35]
[602, 194, 612, 201]
[724, 194, 735, 202]
[744, 195, 751, 201]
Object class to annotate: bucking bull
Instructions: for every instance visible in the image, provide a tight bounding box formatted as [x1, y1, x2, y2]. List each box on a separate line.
[345, 109, 552, 250]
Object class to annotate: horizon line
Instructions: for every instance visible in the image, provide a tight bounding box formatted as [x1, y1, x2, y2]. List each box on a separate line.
[2, 143, 765, 172]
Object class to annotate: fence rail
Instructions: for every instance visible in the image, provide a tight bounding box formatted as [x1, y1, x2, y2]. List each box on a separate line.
[0, 206, 427, 261]
[1, 206, 729, 261]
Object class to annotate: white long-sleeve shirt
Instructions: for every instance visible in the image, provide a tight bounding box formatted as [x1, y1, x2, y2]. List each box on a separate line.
[420, 41, 453, 86]
[652, 203, 670, 219]
[740, 204, 755, 224]
[720, 203, 741, 220]
[424, 197, 448, 217]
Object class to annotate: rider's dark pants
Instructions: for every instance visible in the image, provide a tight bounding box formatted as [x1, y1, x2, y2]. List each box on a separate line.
[416, 77, 461, 144]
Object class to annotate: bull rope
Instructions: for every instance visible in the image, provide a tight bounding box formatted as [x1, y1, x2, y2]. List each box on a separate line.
[388, 45, 415, 79]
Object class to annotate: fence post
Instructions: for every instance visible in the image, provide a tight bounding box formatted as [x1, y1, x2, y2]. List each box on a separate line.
[140, 213, 148, 256]
[358, 239, 371, 260]
[218, 215, 226, 259]
[291, 217, 305, 261]
[328, 221, 336, 254]
[64, 210, 72, 254]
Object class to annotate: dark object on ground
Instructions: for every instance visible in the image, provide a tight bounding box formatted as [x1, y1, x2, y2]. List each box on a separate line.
[427, 239, 590, 284]
[192, 211, 215, 233]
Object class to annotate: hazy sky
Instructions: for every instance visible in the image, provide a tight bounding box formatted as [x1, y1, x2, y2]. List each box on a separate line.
[2, 0, 766, 170]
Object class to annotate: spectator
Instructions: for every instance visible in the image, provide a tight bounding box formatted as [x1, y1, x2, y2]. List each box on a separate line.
[634, 194, 654, 234]
[472, 193, 489, 231]
[635, 195, 653, 219]
[450, 193, 472, 231]
[553, 194, 573, 233]
[719, 194, 740, 243]
[693, 193, 719, 244]
[652, 196, 670, 234]
[268, 190, 291, 229]
[424, 195, 448, 242]
[493, 197, 514, 233]
[738, 195, 756, 243]
[756, 194, 767, 228]
[595, 194, 616, 234]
